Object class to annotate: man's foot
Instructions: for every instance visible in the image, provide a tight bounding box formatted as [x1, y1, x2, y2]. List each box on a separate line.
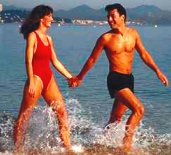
[13, 145, 25, 155]
[122, 136, 133, 153]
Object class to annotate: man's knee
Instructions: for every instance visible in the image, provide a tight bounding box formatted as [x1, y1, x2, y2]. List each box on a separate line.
[134, 104, 144, 119]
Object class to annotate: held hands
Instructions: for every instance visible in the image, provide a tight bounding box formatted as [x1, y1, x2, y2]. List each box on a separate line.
[68, 76, 82, 88]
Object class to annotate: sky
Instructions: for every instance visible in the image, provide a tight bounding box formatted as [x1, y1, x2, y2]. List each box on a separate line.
[1, 0, 171, 11]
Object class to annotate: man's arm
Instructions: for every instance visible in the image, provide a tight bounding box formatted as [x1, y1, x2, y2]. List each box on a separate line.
[77, 36, 105, 81]
[135, 29, 169, 86]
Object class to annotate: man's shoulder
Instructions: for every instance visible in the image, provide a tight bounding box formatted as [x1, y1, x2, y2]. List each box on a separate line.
[127, 26, 139, 35]
[103, 30, 113, 35]
[99, 31, 112, 40]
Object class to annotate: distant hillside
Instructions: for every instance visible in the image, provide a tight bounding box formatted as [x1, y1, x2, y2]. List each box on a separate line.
[54, 5, 106, 20]
[1, 4, 171, 25]
[127, 5, 171, 25]
[55, 4, 171, 25]
[3, 5, 26, 10]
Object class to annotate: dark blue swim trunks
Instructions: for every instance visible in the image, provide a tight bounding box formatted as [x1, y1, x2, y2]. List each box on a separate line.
[107, 71, 134, 98]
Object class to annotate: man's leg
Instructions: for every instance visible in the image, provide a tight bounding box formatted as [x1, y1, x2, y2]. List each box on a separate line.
[107, 98, 128, 125]
[115, 88, 144, 151]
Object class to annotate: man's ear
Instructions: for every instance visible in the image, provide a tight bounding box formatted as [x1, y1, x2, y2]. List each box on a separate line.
[121, 15, 125, 22]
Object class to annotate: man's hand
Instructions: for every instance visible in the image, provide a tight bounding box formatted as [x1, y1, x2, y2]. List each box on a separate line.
[157, 71, 169, 86]
[68, 76, 82, 88]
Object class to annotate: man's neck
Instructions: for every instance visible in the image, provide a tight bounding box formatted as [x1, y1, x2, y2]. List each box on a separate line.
[111, 24, 126, 36]
[117, 24, 126, 36]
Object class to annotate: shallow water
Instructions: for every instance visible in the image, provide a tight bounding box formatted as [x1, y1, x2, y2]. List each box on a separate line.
[0, 24, 171, 154]
[0, 100, 171, 154]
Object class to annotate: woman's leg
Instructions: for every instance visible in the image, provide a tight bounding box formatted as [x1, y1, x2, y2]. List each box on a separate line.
[14, 77, 42, 150]
[43, 76, 71, 148]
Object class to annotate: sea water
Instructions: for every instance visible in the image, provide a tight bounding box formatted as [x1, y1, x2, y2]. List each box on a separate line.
[0, 23, 171, 154]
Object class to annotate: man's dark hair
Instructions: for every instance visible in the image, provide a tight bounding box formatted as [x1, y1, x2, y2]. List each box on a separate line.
[105, 3, 127, 22]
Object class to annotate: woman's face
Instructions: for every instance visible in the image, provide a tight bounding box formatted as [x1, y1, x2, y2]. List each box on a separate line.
[41, 13, 54, 28]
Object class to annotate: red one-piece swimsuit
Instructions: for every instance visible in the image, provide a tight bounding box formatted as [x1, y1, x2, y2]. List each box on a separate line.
[32, 31, 53, 93]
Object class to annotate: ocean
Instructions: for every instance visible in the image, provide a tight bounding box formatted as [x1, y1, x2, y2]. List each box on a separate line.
[0, 23, 171, 154]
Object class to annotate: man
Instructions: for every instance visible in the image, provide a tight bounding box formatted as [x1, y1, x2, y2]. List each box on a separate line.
[69, 3, 169, 151]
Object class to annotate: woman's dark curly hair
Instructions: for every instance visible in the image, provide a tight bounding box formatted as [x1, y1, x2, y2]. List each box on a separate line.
[20, 5, 53, 39]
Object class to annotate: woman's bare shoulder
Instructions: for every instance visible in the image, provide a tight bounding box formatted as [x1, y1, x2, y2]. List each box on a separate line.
[27, 32, 37, 41]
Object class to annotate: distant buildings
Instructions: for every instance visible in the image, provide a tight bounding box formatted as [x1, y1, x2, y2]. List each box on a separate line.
[72, 19, 108, 26]
[0, 4, 3, 12]
[0, 3, 3, 23]
[0, 4, 169, 25]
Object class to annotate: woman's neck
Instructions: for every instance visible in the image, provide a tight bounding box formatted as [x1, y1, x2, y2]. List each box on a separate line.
[37, 26, 47, 35]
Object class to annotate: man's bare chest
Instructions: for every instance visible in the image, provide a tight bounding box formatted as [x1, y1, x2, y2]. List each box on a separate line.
[106, 35, 135, 54]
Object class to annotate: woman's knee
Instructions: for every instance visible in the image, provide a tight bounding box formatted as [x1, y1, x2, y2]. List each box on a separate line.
[17, 107, 34, 123]
[51, 100, 67, 114]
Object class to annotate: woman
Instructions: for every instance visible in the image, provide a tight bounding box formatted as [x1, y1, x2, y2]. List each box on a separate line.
[13, 5, 72, 150]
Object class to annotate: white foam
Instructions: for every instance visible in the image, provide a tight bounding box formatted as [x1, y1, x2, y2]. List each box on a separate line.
[0, 151, 13, 155]
[71, 144, 84, 153]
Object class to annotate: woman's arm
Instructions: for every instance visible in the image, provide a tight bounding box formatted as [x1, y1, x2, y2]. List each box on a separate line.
[48, 36, 73, 79]
[25, 32, 37, 96]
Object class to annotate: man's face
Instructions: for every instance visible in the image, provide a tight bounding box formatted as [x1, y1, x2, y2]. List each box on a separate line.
[107, 9, 124, 29]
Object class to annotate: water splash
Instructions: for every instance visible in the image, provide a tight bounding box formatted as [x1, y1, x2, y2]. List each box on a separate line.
[0, 112, 15, 152]
[71, 144, 84, 153]
[0, 98, 171, 154]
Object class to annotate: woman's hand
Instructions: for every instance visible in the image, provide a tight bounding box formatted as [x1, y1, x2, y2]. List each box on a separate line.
[68, 76, 82, 88]
[28, 80, 36, 97]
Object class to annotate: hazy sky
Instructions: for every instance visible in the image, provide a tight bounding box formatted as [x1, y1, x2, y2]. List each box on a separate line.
[1, 0, 171, 11]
